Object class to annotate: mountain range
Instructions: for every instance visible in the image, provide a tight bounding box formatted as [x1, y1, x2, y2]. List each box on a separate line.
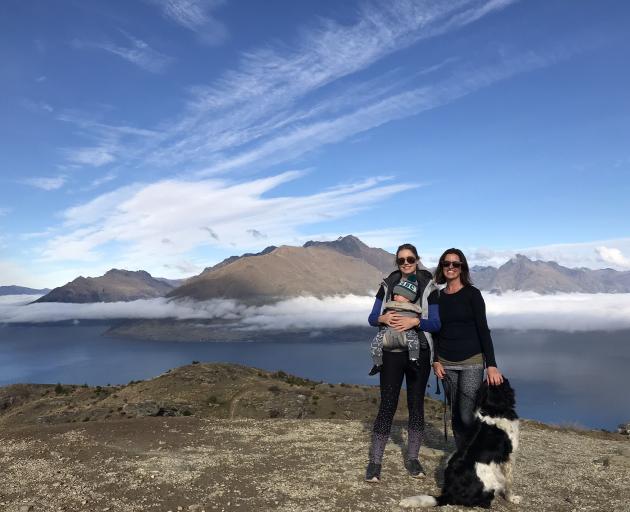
[19, 236, 630, 303]
[0, 285, 50, 296]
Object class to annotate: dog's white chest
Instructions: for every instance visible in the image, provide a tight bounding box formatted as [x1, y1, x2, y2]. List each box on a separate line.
[475, 462, 506, 493]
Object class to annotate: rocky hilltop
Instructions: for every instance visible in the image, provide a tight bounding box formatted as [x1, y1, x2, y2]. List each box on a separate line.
[303, 234, 402, 274]
[34, 269, 175, 303]
[0, 363, 628, 512]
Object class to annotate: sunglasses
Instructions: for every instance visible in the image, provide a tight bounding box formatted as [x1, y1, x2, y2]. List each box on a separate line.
[441, 260, 463, 269]
[396, 256, 417, 265]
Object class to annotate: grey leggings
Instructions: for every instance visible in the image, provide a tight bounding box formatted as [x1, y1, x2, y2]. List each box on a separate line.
[443, 366, 484, 450]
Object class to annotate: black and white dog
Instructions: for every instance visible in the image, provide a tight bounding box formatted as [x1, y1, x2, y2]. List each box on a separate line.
[400, 378, 521, 509]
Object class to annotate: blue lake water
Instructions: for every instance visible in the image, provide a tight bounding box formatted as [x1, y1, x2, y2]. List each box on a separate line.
[0, 323, 628, 431]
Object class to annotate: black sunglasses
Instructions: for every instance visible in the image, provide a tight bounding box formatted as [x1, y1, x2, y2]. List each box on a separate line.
[441, 260, 463, 269]
[396, 256, 417, 265]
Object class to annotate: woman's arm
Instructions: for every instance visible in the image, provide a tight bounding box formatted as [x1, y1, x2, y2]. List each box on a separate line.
[368, 286, 386, 326]
[419, 289, 440, 332]
[419, 303, 440, 332]
[470, 287, 497, 368]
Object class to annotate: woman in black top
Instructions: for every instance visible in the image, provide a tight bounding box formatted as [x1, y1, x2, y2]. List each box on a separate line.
[431, 248, 503, 450]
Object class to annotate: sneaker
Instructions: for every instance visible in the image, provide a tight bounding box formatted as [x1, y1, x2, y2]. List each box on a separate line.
[368, 365, 382, 376]
[405, 458, 426, 478]
[365, 462, 381, 482]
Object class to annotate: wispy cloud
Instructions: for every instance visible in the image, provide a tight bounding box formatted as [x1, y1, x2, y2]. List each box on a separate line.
[22, 175, 67, 191]
[148, 0, 228, 45]
[136, 0, 532, 175]
[72, 32, 172, 72]
[63, 145, 117, 167]
[39, 172, 419, 267]
[3, 292, 630, 332]
[0, 207, 11, 217]
[20, 98, 54, 114]
[56, 110, 158, 170]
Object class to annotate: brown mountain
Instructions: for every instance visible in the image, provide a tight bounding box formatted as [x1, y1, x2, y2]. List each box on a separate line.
[35, 269, 175, 303]
[167, 245, 384, 303]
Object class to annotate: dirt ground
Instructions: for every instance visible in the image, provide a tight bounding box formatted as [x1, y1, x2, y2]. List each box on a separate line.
[1, 415, 629, 512]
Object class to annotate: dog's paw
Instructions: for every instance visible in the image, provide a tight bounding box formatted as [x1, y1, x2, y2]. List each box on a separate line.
[507, 494, 522, 504]
[399, 495, 437, 508]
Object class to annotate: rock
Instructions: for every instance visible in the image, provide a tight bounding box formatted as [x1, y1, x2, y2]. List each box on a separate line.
[188, 505, 203, 512]
[19, 505, 33, 512]
[617, 422, 630, 435]
[123, 401, 161, 417]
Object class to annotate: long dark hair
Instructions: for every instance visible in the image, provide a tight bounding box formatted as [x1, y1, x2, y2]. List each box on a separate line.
[394, 243, 420, 269]
[434, 248, 473, 286]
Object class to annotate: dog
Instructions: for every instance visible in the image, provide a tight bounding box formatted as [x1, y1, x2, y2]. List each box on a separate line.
[400, 378, 521, 509]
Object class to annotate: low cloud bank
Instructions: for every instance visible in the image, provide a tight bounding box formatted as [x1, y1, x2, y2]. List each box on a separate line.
[1, 292, 630, 332]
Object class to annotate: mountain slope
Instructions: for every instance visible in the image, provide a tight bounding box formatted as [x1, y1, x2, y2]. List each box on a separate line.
[167, 245, 383, 303]
[35, 269, 175, 303]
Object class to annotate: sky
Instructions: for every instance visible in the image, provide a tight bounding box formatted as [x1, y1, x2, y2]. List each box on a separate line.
[1, 0, 630, 288]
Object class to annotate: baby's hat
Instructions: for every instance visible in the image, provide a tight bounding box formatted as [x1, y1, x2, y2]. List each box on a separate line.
[392, 274, 418, 301]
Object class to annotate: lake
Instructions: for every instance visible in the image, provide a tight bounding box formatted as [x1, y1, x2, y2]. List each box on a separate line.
[0, 322, 628, 431]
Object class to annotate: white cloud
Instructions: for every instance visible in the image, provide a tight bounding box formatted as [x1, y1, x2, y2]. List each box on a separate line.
[3, 292, 630, 332]
[459, 238, 630, 270]
[148, 0, 228, 44]
[595, 246, 630, 269]
[483, 291, 630, 331]
[22, 175, 67, 191]
[39, 172, 419, 265]
[72, 33, 172, 72]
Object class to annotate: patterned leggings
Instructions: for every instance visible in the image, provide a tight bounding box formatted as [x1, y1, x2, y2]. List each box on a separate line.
[443, 366, 485, 450]
[369, 349, 431, 464]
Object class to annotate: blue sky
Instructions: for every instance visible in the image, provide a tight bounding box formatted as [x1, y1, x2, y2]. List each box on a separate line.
[1, 0, 630, 288]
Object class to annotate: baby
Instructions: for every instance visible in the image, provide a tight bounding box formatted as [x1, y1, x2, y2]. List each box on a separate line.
[369, 276, 423, 375]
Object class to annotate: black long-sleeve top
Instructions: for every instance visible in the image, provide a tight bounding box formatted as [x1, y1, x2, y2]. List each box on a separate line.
[430, 285, 497, 367]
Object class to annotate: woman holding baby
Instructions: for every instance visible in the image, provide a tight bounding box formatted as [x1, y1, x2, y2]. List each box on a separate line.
[365, 243, 441, 482]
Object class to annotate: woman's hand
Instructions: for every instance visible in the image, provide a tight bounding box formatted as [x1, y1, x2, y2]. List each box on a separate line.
[433, 361, 445, 380]
[389, 314, 420, 332]
[378, 310, 397, 327]
[486, 366, 504, 386]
